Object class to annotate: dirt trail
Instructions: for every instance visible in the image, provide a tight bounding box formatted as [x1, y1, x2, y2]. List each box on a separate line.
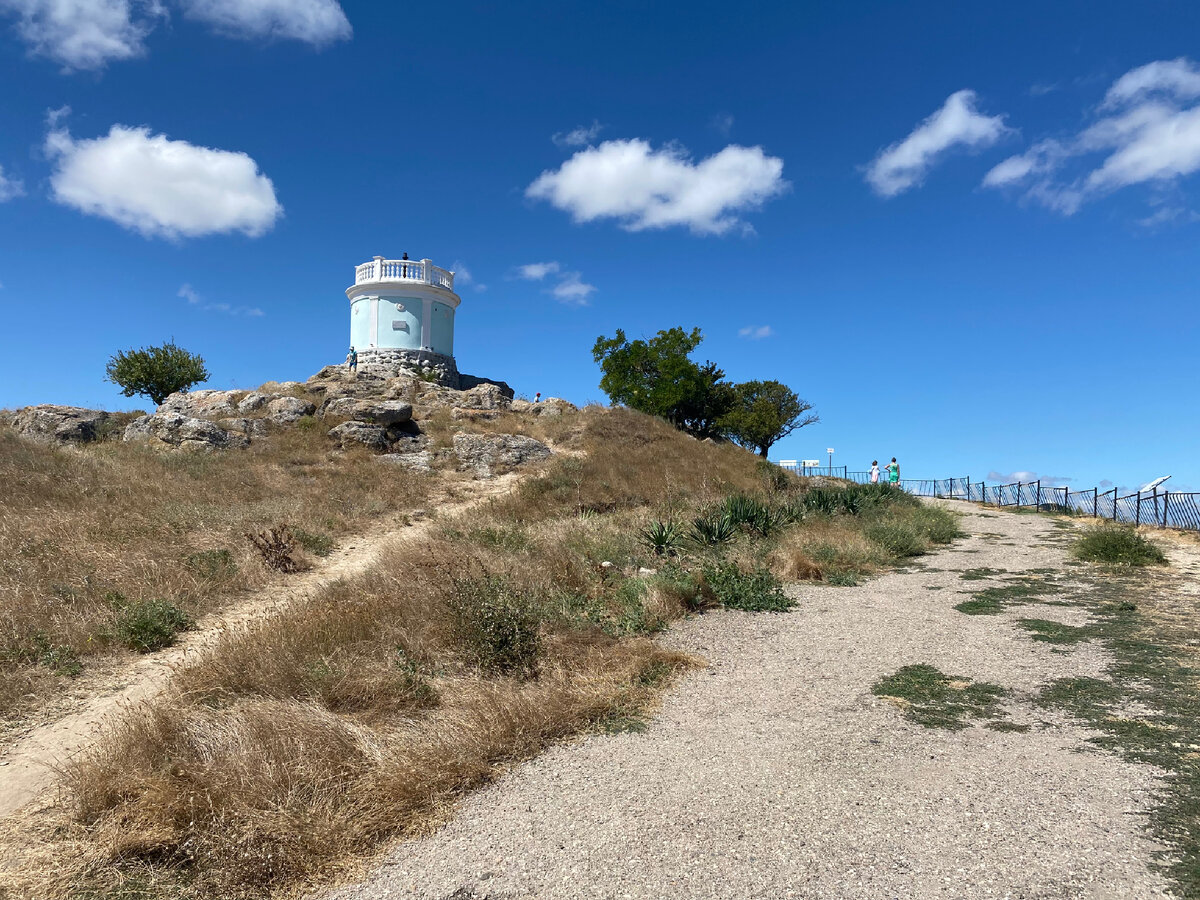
[325, 502, 1181, 900]
[0, 472, 523, 820]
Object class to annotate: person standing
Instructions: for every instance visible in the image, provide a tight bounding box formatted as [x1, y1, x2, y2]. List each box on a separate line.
[870, 460, 880, 484]
[886, 457, 900, 485]
[347, 346, 358, 373]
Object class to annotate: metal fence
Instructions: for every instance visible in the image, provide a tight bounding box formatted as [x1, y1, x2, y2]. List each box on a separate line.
[892, 475, 1199, 532]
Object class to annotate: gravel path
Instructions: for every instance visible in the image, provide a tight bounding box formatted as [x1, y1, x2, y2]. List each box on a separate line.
[325, 502, 1172, 899]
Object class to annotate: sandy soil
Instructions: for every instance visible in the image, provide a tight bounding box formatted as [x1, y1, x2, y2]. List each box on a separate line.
[322, 502, 1178, 900]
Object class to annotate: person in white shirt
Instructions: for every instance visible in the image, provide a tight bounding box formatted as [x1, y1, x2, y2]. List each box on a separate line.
[870, 460, 880, 484]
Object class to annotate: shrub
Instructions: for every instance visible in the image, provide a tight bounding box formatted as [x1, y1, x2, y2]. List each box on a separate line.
[448, 576, 542, 676]
[246, 525, 303, 572]
[1072, 523, 1167, 566]
[29, 632, 83, 676]
[640, 520, 683, 557]
[293, 528, 335, 558]
[702, 562, 793, 612]
[722, 493, 769, 528]
[689, 513, 737, 547]
[653, 566, 718, 611]
[865, 519, 927, 558]
[113, 598, 193, 653]
[185, 548, 237, 578]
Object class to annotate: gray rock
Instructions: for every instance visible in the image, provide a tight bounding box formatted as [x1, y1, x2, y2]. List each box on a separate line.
[511, 398, 533, 413]
[218, 417, 270, 437]
[236, 391, 275, 412]
[452, 432, 551, 477]
[266, 396, 316, 424]
[321, 398, 413, 426]
[328, 421, 390, 451]
[6, 405, 111, 443]
[157, 389, 240, 418]
[536, 397, 578, 418]
[123, 412, 249, 451]
[376, 450, 434, 473]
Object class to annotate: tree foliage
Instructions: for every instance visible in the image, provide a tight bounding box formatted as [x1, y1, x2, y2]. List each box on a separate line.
[105, 341, 210, 407]
[721, 379, 819, 457]
[591, 328, 735, 438]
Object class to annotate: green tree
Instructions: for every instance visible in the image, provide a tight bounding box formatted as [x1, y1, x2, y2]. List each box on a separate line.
[592, 327, 735, 438]
[105, 341, 210, 407]
[721, 380, 818, 457]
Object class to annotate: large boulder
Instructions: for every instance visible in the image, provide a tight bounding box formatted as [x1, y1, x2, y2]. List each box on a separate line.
[157, 389, 240, 418]
[453, 432, 551, 478]
[266, 396, 316, 424]
[6, 405, 111, 443]
[512, 397, 578, 418]
[124, 412, 249, 451]
[327, 421, 391, 451]
[217, 417, 270, 438]
[376, 450, 434, 473]
[321, 398, 413, 426]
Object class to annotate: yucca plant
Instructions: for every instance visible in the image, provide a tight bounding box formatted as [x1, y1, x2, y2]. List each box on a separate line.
[689, 513, 737, 547]
[640, 520, 683, 556]
[722, 493, 769, 528]
[804, 489, 840, 516]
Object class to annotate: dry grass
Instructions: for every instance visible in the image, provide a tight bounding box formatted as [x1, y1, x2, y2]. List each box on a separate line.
[4, 407, 959, 899]
[0, 423, 431, 725]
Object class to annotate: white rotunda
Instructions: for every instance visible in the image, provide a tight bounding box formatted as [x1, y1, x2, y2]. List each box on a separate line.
[347, 255, 460, 372]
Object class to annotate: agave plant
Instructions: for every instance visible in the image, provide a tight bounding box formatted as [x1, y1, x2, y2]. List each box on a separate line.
[722, 493, 769, 528]
[689, 513, 737, 547]
[640, 520, 683, 556]
[804, 488, 840, 516]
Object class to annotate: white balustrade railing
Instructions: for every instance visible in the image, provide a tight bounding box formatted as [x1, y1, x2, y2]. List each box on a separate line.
[354, 257, 455, 291]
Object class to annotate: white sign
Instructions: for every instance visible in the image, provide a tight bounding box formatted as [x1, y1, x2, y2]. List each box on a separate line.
[801, 459, 820, 467]
[826, 448, 835, 454]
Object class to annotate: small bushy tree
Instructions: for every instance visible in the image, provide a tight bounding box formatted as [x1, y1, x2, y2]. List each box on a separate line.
[105, 341, 210, 406]
[592, 327, 734, 438]
[721, 380, 818, 457]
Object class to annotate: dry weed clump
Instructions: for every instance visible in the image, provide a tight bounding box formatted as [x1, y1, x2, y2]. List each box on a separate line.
[0, 422, 430, 724]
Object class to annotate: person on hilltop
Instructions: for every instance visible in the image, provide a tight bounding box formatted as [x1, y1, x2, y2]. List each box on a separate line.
[886, 457, 900, 486]
[347, 346, 358, 373]
[870, 460, 880, 484]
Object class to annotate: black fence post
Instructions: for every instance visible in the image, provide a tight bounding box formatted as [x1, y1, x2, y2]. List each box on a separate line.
[1163, 491, 1170, 527]
[1111, 489, 1118, 521]
[1093, 487, 1098, 518]
[1016, 482, 1022, 509]
[1036, 480, 1041, 509]
[967, 476, 971, 500]
[1064, 486, 1070, 511]
[1136, 491, 1142, 526]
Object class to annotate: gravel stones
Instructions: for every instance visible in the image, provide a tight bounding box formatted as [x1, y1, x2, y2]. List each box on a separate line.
[5, 405, 111, 443]
[452, 432, 551, 477]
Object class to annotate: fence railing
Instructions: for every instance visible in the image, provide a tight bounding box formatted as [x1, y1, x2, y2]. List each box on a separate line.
[894, 476, 1199, 532]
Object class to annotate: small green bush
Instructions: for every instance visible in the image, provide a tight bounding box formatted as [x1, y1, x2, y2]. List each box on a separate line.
[640, 520, 683, 557]
[293, 528, 335, 558]
[113, 598, 193, 653]
[448, 576, 542, 676]
[702, 562, 793, 612]
[689, 513, 737, 547]
[1072, 523, 1167, 566]
[865, 519, 927, 558]
[185, 548, 237, 578]
[654, 565, 718, 611]
[26, 632, 83, 676]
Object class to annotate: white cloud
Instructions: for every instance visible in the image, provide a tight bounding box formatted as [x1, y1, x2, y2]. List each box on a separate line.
[549, 271, 595, 306]
[516, 261, 560, 281]
[985, 58, 1200, 216]
[527, 138, 787, 235]
[865, 90, 1012, 197]
[451, 260, 486, 292]
[46, 117, 282, 239]
[710, 113, 734, 136]
[0, 163, 23, 201]
[987, 470, 1073, 486]
[178, 282, 264, 316]
[178, 0, 350, 45]
[0, 0, 162, 70]
[738, 325, 773, 339]
[552, 120, 603, 148]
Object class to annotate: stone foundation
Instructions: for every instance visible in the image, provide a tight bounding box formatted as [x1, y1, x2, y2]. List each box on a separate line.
[355, 348, 459, 386]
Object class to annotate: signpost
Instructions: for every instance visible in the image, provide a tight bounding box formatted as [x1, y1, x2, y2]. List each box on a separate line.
[827, 448, 834, 473]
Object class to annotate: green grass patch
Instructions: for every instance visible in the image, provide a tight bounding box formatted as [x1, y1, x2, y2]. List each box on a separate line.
[702, 563, 793, 612]
[954, 581, 1057, 616]
[293, 528, 335, 558]
[1072, 523, 1168, 567]
[960, 567, 1005, 581]
[873, 663, 1010, 731]
[1018, 618, 1092, 645]
[112, 597, 193, 653]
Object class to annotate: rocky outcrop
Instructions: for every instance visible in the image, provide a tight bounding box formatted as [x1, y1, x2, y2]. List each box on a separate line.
[5, 405, 112, 443]
[321, 398, 413, 426]
[124, 413, 249, 451]
[266, 396, 316, 424]
[376, 450, 434, 473]
[327, 421, 392, 451]
[158, 390, 240, 419]
[510, 397, 578, 418]
[453, 432, 551, 477]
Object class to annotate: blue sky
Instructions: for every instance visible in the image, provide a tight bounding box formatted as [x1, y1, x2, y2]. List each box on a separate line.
[1, 0, 1197, 492]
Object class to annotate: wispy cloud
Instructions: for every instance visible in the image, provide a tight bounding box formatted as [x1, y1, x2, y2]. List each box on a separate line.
[179, 283, 264, 316]
[552, 120, 603, 148]
[45, 109, 282, 239]
[179, 0, 351, 46]
[987, 470, 1073, 486]
[984, 58, 1200, 216]
[451, 260, 486, 292]
[710, 113, 734, 136]
[0, 163, 23, 201]
[515, 260, 594, 305]
[865, 90, 1013, 197]
[528, 138, 787, 235]
[738, 325, 773, 339]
